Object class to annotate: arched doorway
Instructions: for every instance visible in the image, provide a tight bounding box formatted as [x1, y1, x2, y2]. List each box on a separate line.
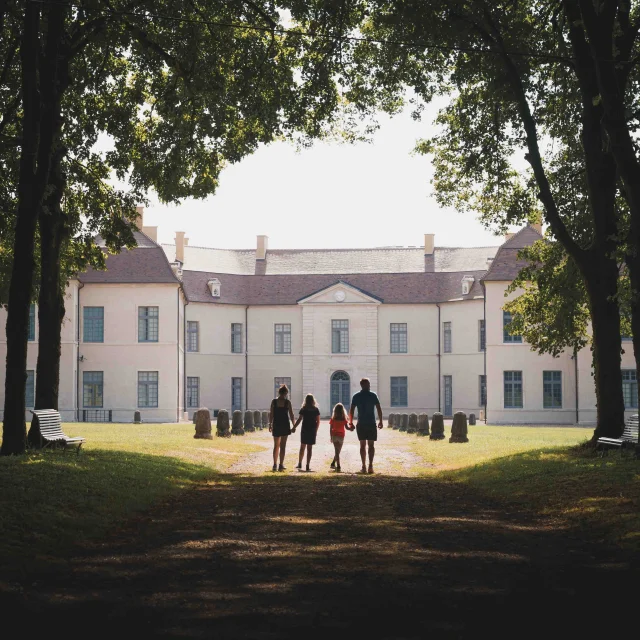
[330, 371, 351, 411]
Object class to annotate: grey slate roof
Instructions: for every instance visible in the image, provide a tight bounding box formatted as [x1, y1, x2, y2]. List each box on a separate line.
[162, 243, 499, 275]
[482, 226, 543, 282]
[79, 232, 180, 284]
[182, 270, 487, 305]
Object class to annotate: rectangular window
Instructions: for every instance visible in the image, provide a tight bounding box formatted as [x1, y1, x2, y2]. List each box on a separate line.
[28, 304, 36, 341]
[187, 376, 200, 408]
[331, 319, 349, 353]
[504, 371, 523, 408]
[138, 306, 159, 342]
[622, 370, 638, 409]
[231, 323, 243, 353]
[543, 371, 562, 409]
[232, 377, 243, 412]
[479, 319, 486, 351]
[390, 323, 408, 353]
[83, 371, 104, 408]
[83, 307, 104, 342]
[479, 374, 487, 407]
[390, 376, 408, 407]
[25, 370, 35, 408]
[186, 321, 199, 352]
[274, 324, 292, 354]
[138, 371, 158, 408]
[503, 311, 522, 343]
[443, 322, 452, 353]
[274, 377, 292, 400]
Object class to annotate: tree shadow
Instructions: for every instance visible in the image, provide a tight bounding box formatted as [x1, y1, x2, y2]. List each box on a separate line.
[2, 467, 638, 640]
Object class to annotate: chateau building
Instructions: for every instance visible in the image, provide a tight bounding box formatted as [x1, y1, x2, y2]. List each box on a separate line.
[0, 211, 637, 424]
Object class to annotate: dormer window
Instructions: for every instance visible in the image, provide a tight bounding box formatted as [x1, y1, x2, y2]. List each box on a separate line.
[207, 278, 221, 298]
[461, 275, 475, 295]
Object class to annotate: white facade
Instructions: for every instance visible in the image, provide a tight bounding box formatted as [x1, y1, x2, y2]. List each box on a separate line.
[1, 222, 636, 424]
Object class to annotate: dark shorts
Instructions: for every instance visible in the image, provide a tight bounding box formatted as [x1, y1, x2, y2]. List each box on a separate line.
[356, 424, 378, 442]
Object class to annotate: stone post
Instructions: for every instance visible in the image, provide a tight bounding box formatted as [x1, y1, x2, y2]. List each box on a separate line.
[388, 413, 396, 429]
[450, 411, 469, 443]
[399, 413, 409, 432]
[134, 410, 141, 424]
[430, 412, 445, 440]
[408, 413, 418, 434]
[216, 409, 231, 438]
[253, 410, 262, 430]
[418, 413, 430, 437]
[194, 407, 213, 440]
[261, 410, 269, 429]
[469, 413, 476, 426]
[244, 410, 255, 432]
[231, 410, 245, 435]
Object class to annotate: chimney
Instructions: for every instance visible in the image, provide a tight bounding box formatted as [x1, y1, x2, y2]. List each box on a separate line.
[505, 232, 515, 242]
[424, 234, 435, 255]
[531, 222, 542, 235]
[135, 205, 144, 230]
[257, 235, 268, 260]
[184, 237, 189, 246]
[143, 226, 158, 242]
[175, 231, 185, 264]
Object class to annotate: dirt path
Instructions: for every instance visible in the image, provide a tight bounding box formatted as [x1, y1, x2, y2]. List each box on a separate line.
[229, 423, 425, 476]
[3, 429, 638, 640]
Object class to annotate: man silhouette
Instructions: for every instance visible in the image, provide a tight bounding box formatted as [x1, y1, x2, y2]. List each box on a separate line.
[349, 378, 384, 473]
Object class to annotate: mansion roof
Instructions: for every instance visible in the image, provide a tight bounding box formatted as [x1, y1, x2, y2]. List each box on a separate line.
[79, 232, 180, 285]
[482, 226, 543, 282]
[160, 244, 499, 275]
[182, 270, 487, 305]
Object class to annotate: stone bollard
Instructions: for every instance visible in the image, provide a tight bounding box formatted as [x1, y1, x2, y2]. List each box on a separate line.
[418, 413, 430, 437]
[469, 413, 476, 426]
[399, 413, 409, 432]
[450, 411, 469, 443]
[408, 413, 418, 434]
[261, 410, 269, 429]
[216, 409, 231, 438]
[192, 410, 199, 424]
[253, 410, 262, 430]
[194, 407, 213, 439]
[430, 412, 445, 440]
[231, 410, 245, 435]
[387, 413, 395, 429]
[244, 410, 255, 432]
[134, 410, 142, 424]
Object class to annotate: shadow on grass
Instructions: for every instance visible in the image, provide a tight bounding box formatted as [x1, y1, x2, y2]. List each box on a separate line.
[2, 466, 639, 640]
[0, 448, 216, 578]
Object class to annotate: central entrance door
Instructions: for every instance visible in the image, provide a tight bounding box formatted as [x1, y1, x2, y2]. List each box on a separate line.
[330, 371, 351, 411]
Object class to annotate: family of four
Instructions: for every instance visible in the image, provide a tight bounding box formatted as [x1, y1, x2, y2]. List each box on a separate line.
[268, 378, 384, 474]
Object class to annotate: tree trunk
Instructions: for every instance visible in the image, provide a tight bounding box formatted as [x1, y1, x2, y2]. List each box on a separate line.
[1, 0, 67, 455]
[27, 150, 67, 448]
[584, 260, 625, 440]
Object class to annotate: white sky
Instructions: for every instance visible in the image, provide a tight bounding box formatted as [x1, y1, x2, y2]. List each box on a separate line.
[143, 107, 511, 250]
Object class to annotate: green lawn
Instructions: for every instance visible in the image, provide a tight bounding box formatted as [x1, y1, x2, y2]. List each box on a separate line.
[407, 425, 640, 551]
[0, 423, 261, 580]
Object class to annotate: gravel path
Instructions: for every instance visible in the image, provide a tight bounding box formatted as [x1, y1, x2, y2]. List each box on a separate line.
[228, 423, 425, 476]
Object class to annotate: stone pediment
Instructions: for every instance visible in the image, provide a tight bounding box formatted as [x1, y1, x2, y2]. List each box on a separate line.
[297, 280, 382, 305]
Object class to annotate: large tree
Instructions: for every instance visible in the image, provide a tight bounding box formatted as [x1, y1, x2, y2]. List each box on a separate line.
[285, 0, 637, 439]
[1, 0, 346, 454]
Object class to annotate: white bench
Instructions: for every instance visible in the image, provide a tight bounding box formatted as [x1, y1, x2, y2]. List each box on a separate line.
[596, 414, 639, 457]
[30, 409, 85, 454]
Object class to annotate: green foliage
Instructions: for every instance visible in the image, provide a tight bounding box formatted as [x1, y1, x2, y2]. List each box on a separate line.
[504, 239, 590, 356]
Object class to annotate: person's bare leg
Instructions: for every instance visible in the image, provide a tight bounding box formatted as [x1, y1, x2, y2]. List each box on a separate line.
[334, 440, 343, 469]
[306, 444, 312, 469]
[368, 441, 375, 472]
[279, 435, 288, 467]
[298, 444, 305, 468]
[272, 437, 280, 467]
[360, 440, 367, 472]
